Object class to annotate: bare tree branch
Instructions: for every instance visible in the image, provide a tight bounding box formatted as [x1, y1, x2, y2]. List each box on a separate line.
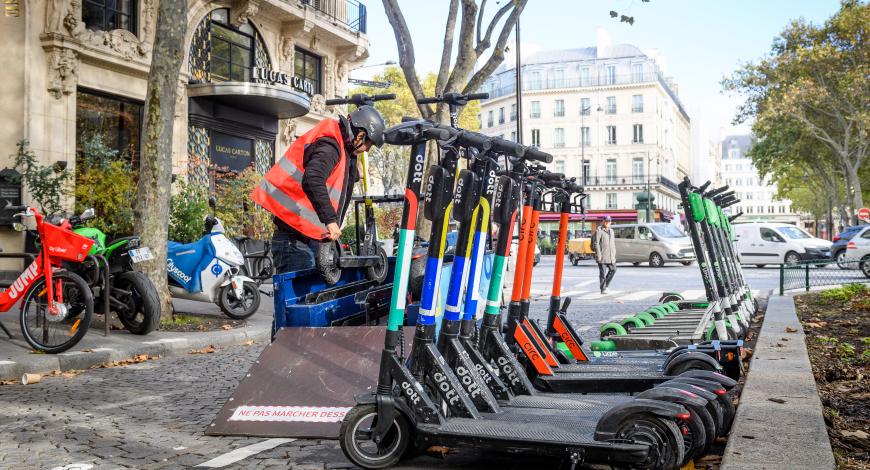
[464, 0, 526, 95]
[382, 0, 432, 118]
[475, 1, 514, 55]
[476, 0, 486, 46]
[443, 0, 479, 94]
[435, 0, 459, 96]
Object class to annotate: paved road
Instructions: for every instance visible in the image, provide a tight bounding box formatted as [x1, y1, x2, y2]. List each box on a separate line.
[0, 259, 779, 469]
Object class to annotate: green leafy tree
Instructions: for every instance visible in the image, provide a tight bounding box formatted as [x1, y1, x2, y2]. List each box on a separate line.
[11, 140, 69, 215]
[74, 135, 136, 238]
[724, 0, 870, 223]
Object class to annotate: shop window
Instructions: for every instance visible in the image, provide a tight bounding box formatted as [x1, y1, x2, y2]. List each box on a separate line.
[295, 47, 322, 95]
[210, 21, 254, 82]
[83, 0, 137, 34]
[76, 89, 143, 168]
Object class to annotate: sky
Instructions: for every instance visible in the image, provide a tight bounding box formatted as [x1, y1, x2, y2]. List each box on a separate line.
[356, 0, 842, 141]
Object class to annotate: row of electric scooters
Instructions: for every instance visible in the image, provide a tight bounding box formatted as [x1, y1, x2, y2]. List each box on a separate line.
[338, 93, 749, 470]
[595, 178, 757, 355]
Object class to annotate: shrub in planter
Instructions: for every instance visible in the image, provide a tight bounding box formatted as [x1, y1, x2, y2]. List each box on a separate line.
[12, 140, 70, 215]
[169, 180, 208, 243]
[74, 136, 136, 239]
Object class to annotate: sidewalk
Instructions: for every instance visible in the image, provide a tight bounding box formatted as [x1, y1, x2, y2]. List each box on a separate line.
[0, 297, 272, 382]
[721, 295, 836, 470]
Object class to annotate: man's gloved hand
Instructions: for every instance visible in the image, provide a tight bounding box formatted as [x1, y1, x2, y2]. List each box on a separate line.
[326, 222, 342, 241]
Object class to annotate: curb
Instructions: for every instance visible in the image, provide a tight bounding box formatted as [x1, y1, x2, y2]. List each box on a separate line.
[0, 326, 271, 382]
[721, 294, 836, 470]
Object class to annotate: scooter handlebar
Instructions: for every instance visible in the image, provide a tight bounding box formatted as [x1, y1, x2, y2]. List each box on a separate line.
[705, 185, 730, 198]
[489, 138, 523, 157]
[522, 147, 553, 163]
[325, 93, 396, 107]
[416, 92, 490, 106]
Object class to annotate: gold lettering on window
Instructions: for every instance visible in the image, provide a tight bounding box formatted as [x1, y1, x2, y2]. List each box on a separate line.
[4, 0, 20, 17]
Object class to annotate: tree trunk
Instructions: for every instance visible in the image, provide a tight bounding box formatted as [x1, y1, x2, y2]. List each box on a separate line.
[134, 0, 188, 320]
[846, 164, 864, 223]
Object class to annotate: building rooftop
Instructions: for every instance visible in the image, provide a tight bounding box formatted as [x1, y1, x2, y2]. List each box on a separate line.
[495, 44, 647, 73]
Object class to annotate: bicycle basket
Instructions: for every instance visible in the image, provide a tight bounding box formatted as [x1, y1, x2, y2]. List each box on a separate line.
[41, 223, 95, 262]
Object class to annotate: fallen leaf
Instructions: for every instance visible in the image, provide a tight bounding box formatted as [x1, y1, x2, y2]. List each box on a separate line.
[768, 397, 787, 404]
[132, 354, 150, 362]
[426, 445, 456, 458]
[841, 430, 869, 440]
[786, 327, 798, 333]
[781, 338, 789, 341]
[775, 343, 783, 347]
[241, 339, 255, 346]
[803, 321, 827, 328]
[190, 345, 216, 355]
[81, 348, 94, 353]
[221, 324, 233, 330]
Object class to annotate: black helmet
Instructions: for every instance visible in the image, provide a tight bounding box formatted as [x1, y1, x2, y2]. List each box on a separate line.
[347, 105, 386, 147]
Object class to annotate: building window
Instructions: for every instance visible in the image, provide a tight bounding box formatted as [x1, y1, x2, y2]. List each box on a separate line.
[606, 125, 616, 145]
[76, 89, 143, 169]
[498, 107, 505, 124]
[529, 70, 542, 89]
[728, 148, 740, 159]
[606, 96, 616, 114]
[510, 131, 517, 142]
[632, 63, 643, 82]
[552, 68, 565, 87]
[757, 205, 764, 214]
[605, 65, 616, 85]
[632, 158, 644, 183]
[582, 160, 591, 185]
[530, 101, 541, 118]
[632, 124, 644, 143]
[779, 205, 786, 214]
[555, 160, 565, 174]
[83, 0, 137, 33]
[477, 113, 482, 128]
[632, 94, 643, 113]
[580, 98, 591, 115]
[510, 104, 517, 121]
[580, 67, 591, 86]
[554, 128, 565, 148]
[581, 127, 590, 146]
[211, 21, 255, 82]
[554, 99, 565, 117]
[295, 47, 322, 94]
[606, 159, 617, 184]
[531, 129, 541, 147]
[769, 205, 775, 214]
[487, 110, 494, 127]
[606, 193, 617, 209]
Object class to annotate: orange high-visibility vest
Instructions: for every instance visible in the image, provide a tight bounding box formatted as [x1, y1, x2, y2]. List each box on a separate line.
[251, 119, 347, 240]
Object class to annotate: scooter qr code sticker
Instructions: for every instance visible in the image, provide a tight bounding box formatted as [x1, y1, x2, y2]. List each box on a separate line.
[129, 247, 154, 263]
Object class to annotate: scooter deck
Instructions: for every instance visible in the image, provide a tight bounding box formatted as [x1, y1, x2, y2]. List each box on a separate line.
[534, 370, 674, 394]
[608, 335, 705, 350]
[421, 416, 650, 464]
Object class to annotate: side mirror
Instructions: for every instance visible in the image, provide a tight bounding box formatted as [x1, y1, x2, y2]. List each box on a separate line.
[12, 222, 26, 232]
[80, 208, 95, 221]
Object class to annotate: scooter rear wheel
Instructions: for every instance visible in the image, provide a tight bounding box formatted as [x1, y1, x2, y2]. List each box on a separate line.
[340, 404, 411, 469]
[316, 241, 342, 286]
[613, 414, 684, 470]
[366, 245, 389, 284]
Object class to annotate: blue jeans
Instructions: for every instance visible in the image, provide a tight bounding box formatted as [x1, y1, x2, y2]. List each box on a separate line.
[271, 235, 317, 273]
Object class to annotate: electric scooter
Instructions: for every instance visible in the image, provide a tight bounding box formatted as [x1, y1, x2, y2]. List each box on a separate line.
[340, 115, 691, 470]
[316, 93, 396, 285]
[166, 197, 260, 319]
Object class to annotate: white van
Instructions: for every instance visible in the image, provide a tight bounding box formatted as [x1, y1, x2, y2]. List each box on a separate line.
[612, 223, 695, 267]
[732, 222, 832, 267]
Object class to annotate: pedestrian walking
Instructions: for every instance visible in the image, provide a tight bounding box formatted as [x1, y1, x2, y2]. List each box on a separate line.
[593, 216, 617, 294]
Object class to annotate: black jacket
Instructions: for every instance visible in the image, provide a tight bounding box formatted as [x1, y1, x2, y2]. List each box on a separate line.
[274, 136, 358, 239]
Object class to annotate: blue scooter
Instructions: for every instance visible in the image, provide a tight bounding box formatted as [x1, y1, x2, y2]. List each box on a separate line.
[166, 198, 260, 319]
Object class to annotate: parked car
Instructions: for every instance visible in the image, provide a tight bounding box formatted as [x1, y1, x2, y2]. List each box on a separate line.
[732, 222, 832, 267]
[831, 225, 866, 269]
[845, 225, 870, 277]
[611, 223, 695, 267]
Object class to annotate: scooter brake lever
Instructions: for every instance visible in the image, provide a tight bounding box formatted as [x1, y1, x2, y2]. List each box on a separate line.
[560, 297, 572, 314]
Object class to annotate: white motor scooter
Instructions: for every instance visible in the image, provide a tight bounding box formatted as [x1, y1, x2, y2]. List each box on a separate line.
[166, 198, 260, 319]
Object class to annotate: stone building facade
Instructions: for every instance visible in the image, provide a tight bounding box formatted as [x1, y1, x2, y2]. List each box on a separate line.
[0, 0, 369, 254]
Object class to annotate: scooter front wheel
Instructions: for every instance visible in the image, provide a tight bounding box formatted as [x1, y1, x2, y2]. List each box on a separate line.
[218, 282, 260, 320]
[316, 241, 342, 286]
[366, 245, 389, 284]
[340, 404, 410, 469]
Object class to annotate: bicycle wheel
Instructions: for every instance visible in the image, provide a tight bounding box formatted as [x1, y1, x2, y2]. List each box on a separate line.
[19, 270, 94, 353]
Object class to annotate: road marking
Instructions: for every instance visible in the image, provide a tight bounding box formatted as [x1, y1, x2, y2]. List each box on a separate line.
[195, 438, 296, 468]
[578, 325, 594, 332]
[679, 290, 705, 299]
[618, 290, 659, 301]
[0, 360, 15, 365]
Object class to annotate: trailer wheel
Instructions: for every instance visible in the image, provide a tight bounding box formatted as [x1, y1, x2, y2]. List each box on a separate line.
[316, 242, 342, 286]
[614, 414, 684, 470]
[340, 404, 411, 469]
[571, 255, 579, 266]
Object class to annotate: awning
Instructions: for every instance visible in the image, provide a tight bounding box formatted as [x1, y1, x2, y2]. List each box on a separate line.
[187, 82, 310, 119]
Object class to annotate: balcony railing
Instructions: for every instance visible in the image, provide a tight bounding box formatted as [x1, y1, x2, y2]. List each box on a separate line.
[583, 175, 679, 192]
[301, 0, 367, 33]
[484, 71, 690, 121]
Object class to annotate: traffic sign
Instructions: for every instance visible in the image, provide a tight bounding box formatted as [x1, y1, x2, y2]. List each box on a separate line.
[859, 207, 870, 221]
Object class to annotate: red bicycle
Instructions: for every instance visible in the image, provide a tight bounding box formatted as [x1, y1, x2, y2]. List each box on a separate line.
[2, 206, 95, 353]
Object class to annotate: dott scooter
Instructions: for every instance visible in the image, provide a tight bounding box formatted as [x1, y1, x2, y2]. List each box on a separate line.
[425, 133, 720, 466]
[340, 115, 690, 470]
[316, 93, 397, 285]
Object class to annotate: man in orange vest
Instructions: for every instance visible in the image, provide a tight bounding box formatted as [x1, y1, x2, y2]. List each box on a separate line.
[251, 106, 386, 273]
